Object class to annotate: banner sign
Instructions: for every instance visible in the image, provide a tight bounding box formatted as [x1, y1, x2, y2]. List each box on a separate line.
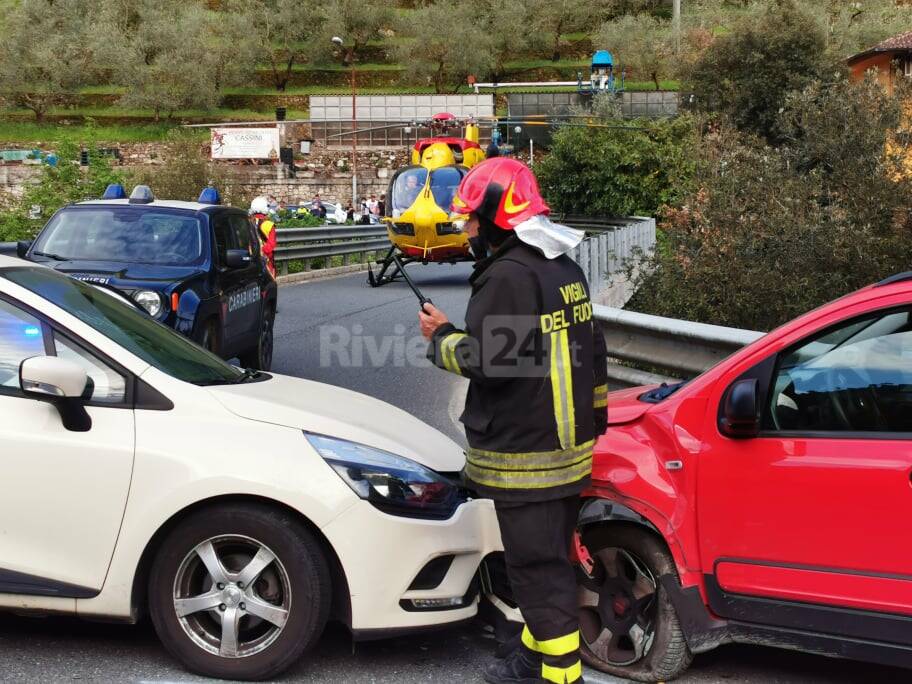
[211, 127, 280, 160]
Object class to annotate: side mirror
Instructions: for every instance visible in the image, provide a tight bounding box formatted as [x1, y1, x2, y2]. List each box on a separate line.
[16, 240, 31, 258]
[720, 378, 759, 438]
[225, 249, 252, 269]
[20, 356, 91, 432]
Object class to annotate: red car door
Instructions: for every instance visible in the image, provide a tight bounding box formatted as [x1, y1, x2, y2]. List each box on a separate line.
[697, 304, 912, 636]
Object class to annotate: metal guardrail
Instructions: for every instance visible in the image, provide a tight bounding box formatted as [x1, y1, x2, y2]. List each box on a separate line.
[592, 303, 764, 388]
[273, 224, 388, 275]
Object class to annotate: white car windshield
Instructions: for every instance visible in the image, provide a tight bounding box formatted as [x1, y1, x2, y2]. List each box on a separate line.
[2, 267, 245, 385]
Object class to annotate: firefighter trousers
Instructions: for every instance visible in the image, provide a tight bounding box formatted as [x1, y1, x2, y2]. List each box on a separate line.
[494, 496, 582, 684]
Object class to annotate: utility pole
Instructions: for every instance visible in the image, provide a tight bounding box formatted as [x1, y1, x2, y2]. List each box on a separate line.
[332, 36, 357, 209]
[673, 0, 682, 55]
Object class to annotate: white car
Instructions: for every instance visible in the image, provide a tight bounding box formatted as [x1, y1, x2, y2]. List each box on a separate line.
[0, 256, 504, 680]
[294, 201, 348, 224]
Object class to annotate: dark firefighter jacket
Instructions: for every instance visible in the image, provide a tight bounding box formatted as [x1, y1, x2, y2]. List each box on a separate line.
[428, 235, 609, 502]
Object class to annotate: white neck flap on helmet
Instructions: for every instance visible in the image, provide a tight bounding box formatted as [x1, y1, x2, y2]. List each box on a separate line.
[512, 215, 585, 260]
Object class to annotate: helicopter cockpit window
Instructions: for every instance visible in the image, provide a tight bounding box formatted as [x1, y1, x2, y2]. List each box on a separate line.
[390, 167, 429, 217]
[429, 166, 467, 214]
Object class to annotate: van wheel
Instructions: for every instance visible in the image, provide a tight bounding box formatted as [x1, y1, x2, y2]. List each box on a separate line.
[577, 525, 693, 682]
[239, 306, 275, 371]
[148, 504, 330, 681]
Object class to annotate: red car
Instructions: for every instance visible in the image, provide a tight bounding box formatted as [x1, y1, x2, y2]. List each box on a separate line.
[577, 272, 912, 681]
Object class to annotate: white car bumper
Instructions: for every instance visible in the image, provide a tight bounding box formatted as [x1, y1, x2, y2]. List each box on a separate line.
[322, 497, 504, 633]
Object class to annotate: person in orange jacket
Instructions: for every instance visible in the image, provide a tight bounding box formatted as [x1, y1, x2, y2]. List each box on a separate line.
[250, 196, 277, 279]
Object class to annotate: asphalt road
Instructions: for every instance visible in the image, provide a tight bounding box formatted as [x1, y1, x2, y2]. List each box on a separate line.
[0, 264, 904, 683]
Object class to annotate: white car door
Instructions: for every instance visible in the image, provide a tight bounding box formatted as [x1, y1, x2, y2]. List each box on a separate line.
[0, 296, 134, 596]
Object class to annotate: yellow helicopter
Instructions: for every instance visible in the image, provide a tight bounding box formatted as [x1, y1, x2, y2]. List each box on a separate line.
[326, 110, 641, 287]
[364, 112, 486, 287]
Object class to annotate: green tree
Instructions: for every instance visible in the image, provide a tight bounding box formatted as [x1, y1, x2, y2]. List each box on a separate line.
[685, 0, 829, 143]
[0, 139, 128, 241]
[246, 0, 325, 91]
[536, 116, 697, 217]
[466, 0, 538, 80]
[132, 130, 251, 208]
[530, 0, 602, 62]
[630, 76, 912, 330]
[95, 0, 242, 118]
[809, 0, 912, 58]
[395, 2, 495, 92]
[318, 0, 397, 66]
[596, 14, 674, 90]
[0, 0, 97, 121]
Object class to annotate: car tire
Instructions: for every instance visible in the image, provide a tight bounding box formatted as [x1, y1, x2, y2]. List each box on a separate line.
[200, 318, 220, 356]
[148, 503, 331, 681]
[239, 306, 275, 371]
[577, 524, 693, 683]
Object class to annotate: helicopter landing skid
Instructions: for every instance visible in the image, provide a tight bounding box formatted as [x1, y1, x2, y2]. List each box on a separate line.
[367, 248, 418, 287]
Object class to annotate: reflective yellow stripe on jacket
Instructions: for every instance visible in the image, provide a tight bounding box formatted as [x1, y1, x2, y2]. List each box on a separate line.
[550, 329, 575, 449]
[593, 383, 608, 409]
[439, 332, 467, 375]
[465, 440, 594, 490]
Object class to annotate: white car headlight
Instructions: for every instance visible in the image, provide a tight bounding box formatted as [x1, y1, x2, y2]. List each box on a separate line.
[306, 434, 463, 519]
[133, 290, 163, 317]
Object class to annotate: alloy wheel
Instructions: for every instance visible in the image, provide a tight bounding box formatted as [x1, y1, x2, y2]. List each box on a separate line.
[172, 535, 291, 658]
[578, 547, 658, 667]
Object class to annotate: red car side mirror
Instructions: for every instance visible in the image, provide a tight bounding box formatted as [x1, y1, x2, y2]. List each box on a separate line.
[720, 378, 760, 438]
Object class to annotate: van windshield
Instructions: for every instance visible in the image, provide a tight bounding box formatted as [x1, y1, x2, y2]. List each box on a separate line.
[33, 206, 204, 266]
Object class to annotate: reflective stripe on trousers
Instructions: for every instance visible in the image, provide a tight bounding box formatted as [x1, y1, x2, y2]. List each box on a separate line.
[522, 625, 582, 683]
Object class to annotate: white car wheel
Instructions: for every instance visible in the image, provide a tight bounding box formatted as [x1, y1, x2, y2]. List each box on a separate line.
[149, 503, 331, 680]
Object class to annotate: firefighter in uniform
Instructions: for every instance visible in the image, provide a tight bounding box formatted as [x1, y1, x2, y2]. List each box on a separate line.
[249, 196, 277, 279]
[418, 158, 609, 684]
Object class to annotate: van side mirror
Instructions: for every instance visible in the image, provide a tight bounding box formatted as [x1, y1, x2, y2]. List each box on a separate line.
[720, 378, 759, 438]
[225, 249, 252, 269]
[20, 356, 92, 432]
[16, 240, 31, 258]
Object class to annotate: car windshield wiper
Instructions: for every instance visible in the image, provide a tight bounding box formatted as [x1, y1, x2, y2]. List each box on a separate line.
[639, 381, 686, 404]
[32, 250, 69, 261]
[233, 368, 263, 384]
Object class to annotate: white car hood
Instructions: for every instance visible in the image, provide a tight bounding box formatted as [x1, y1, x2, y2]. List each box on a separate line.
[206, 373, 466, 472]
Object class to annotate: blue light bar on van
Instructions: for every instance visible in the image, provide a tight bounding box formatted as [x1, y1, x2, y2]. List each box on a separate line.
[102, 183, 127, 199]
[129, 185, 155, 204]
[198, 187, 221, 204]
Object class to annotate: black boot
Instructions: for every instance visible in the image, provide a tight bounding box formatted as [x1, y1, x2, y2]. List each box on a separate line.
[483, 644, 541, 684]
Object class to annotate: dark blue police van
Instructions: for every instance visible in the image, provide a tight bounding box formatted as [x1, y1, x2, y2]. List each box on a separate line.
[17, 184, 278, 370]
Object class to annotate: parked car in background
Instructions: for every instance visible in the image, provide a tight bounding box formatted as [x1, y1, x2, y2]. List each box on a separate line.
[17, 184, 277, 370]
[578, 272, 912, 681]
[288, 201, 347, 224]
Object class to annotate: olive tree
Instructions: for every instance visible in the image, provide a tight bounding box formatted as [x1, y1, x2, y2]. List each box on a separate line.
[245, 0, 325, 91]
[95, 1, 221, 118]
[530, 0, 603, 62]
[0, 0, 97, 121]
[395, 2, 495, 92]
[596, 14, 674, 90]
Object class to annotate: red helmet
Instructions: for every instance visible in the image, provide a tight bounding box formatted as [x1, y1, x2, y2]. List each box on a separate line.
[451, 157, 549, 230]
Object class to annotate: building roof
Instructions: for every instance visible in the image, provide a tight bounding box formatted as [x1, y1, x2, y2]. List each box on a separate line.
[848, 30, 912, 65]
[872, 30, 912, 51]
